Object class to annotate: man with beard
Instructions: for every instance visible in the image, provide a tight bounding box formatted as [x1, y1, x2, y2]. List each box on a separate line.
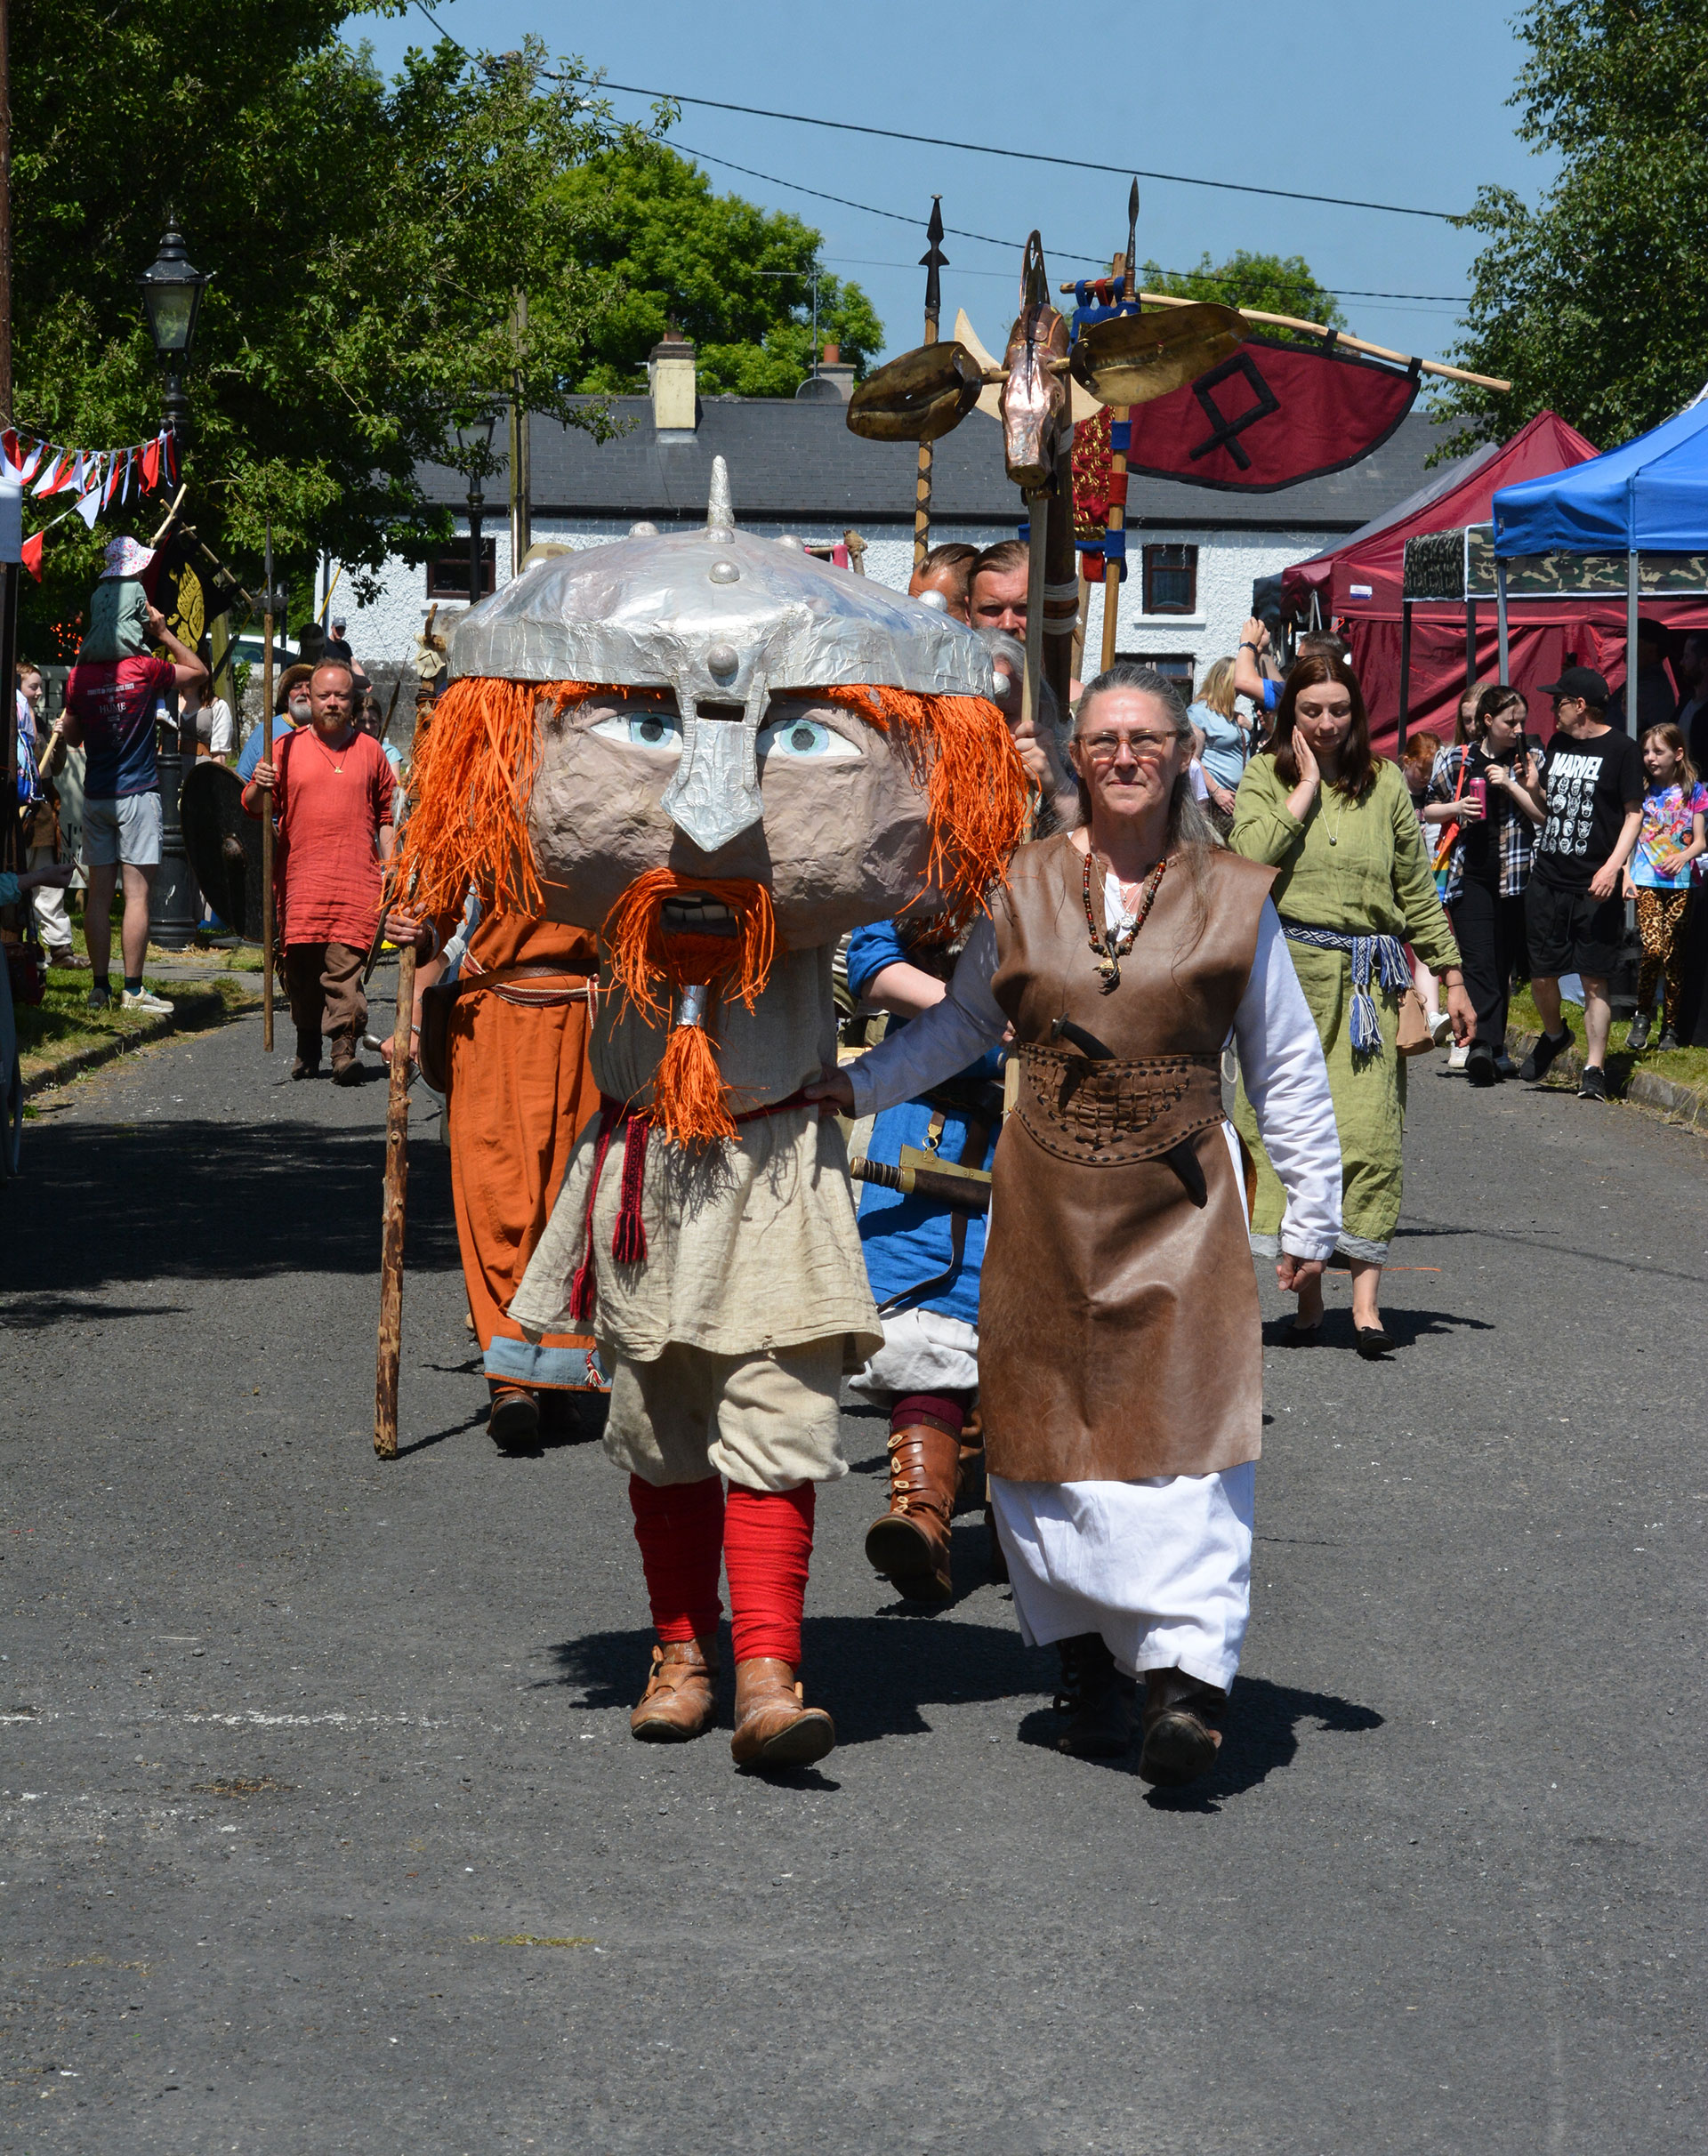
[391, 465, 1026, 1772]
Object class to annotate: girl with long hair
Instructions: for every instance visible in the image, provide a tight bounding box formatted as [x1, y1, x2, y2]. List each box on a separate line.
[1623, 723, 1707, 1050]
[1229, 656, 1471, 1355]
[1422, 683, 1544, 1083]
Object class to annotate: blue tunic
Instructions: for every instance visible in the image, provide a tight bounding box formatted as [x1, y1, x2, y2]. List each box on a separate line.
[846, 919, 1002, 1327]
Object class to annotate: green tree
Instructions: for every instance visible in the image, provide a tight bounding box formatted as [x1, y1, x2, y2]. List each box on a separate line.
[12, 5, 649, 642]
[559, 143, 883, 398]
[1140, 251, 1346, 344]
[1438, 0, 1708, 452]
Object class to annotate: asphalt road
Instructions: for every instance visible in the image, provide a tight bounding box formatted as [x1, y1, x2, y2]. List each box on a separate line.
[3, 988, 1704, 2154]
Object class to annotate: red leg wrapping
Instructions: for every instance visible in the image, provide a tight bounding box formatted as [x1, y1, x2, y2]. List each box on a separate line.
[628, 1472, 724, 1644]
[722, 1482, 815, 1667]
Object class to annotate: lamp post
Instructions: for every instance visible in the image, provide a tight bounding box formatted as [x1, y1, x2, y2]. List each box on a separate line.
[138, 221, 209, 950]
[137, 222, 209, 447]
[453, 404, 501, 613]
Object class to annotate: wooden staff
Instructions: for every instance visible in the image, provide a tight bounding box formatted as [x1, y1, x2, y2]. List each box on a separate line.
[1021, 487, 1049, 743]
[375, 936, 418, 1460]
[260, 521, 276, 1052]
[1100, 186, 1140, 675]
[1130, 287, 1511, 391]
[913, 197, 947, 574]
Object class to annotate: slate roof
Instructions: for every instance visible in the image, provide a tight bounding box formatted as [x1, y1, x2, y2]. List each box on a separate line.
[415, 396, 1470, 535]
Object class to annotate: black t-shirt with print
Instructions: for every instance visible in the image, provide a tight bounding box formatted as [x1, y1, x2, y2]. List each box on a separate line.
[1533, 726, 1644, 890]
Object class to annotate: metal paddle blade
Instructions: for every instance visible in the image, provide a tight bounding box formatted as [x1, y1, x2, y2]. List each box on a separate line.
[847, 342, 985, 444]
[1069, 302, 1247, 406]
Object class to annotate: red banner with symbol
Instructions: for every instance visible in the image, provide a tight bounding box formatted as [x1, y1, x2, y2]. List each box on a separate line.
[1110, 335, 1419, 497]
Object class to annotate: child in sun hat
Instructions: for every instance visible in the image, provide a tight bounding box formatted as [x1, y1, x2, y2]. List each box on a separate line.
[79, 536, 156, 663]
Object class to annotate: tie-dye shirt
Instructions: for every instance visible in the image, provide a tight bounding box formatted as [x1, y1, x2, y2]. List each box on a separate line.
[1632, 779, 1708, 889]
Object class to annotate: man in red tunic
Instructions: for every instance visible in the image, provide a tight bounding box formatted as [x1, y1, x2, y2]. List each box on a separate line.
[242, 660, 395, 1082]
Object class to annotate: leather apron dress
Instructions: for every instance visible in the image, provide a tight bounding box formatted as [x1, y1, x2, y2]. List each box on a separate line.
[980, 833, 1276, 1484]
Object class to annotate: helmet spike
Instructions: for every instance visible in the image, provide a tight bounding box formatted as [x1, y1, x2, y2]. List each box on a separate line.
[706, 455, 734, 531]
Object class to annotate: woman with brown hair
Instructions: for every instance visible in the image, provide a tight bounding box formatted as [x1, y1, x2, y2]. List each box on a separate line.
[1230, 656, 1472, 1355]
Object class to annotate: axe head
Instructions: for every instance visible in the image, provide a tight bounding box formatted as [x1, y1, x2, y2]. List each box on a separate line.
[1070, 302, 1247, 406]
[847, 342, 986, 444]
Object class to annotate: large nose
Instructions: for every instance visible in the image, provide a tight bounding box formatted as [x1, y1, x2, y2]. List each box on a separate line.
[659, 702, 764, 854]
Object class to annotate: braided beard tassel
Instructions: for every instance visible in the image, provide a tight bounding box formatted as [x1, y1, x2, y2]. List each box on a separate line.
[600, 870, 777, 1146]
[653, 983, 737, 1145]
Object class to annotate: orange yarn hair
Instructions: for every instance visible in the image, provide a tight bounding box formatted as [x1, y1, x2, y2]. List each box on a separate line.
[391, 678, 1027, 937]
[600, 867, 778, 1145]
[816, 686, 1026, 938]
[390, 675, 599, 919]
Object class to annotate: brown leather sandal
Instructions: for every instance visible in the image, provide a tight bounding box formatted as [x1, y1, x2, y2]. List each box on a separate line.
[1139, 1666, 1228, 1788]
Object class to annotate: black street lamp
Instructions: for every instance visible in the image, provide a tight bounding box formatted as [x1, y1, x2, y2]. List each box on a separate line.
[453, 404, 501, 610]
[138, 221, 211, 949]
[137, 222, 210, 445]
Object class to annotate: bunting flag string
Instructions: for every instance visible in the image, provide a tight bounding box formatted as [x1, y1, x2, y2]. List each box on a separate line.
[4, 423, 180, 580]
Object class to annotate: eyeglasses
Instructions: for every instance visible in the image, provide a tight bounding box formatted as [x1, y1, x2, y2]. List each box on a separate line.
[1077, 729, 1178, 766]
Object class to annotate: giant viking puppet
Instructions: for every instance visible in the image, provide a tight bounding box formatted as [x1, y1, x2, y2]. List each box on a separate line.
[394, 462, 1027, 1770]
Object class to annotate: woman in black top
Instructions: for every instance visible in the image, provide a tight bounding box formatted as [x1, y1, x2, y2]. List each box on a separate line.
[1422, 685, 1546, 1084]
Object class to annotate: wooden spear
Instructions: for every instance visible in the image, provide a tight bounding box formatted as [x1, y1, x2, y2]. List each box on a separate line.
[374, 924, 418, 1461]
[260, 521, 276, 1053]
[913, 197, 948, 575]
[1100, 183, 1140, 676]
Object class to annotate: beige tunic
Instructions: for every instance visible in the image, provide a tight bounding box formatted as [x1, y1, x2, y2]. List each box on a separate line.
[510, 943, 882, 1364]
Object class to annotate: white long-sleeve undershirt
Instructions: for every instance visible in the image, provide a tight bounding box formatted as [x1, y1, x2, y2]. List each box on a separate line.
[846, 894, 1342, 1261]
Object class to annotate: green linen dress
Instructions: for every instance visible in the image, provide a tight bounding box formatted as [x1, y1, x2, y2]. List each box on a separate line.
[1229, 754, 1461, 1262]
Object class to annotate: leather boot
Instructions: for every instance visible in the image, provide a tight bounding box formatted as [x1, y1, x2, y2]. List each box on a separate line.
[630, 1637, 718, 1743]
[1139, 1666, 1228, 1788]
[292, 1034, 321, 1082]
[729, 1657, 835, 1769]
[1053, 1633, 1136, 1759]
[865, 1420, 961, 1604]
[487, 1381, 541, 1452]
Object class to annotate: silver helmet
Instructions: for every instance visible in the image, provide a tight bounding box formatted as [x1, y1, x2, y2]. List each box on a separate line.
[450, 456, 995, 852]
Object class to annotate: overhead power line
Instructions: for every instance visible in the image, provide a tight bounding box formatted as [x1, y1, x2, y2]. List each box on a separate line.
[603, 80, 1461, 223]
[673, 143, 1468, 304]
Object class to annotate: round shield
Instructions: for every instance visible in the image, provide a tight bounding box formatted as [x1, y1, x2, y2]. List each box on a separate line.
[1070, 302, 1247, 406]
[181, 758, 265, 941]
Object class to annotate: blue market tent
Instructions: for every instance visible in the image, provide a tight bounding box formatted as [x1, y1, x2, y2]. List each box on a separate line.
[1492, 396, 1708, 555]
[1489, 396, 1708, 722]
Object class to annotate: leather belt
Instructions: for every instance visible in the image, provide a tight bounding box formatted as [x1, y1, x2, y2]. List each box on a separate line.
[1015, 1043, 1223, 1168]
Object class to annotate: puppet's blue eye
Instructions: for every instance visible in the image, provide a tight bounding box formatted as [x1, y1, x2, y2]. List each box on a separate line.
[592, 711, 681, 751]
[756, 716, 858, 761]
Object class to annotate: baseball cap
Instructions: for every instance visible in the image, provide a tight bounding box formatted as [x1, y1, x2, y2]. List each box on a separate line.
[1536, 665, 1607, 707]
[330, 615, 346, 632]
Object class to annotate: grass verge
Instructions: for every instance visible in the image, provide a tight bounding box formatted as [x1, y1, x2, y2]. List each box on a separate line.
[1508, 986, 1708, 1100]
[18, 969, 260, 1088]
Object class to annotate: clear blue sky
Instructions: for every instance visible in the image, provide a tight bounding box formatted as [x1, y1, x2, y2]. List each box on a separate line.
[348, 0, 1553, 374]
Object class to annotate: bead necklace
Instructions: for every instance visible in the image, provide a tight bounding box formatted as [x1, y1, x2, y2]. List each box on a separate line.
[1081, 847, 1167, 994]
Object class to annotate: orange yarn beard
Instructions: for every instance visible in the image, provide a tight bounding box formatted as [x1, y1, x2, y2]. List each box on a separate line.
[600, 867, 778, 1146]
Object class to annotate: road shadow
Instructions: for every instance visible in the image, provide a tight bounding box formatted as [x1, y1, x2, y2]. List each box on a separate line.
[0, 1118, 459, 1291]
[1261, 1307, 1494, 1353]
[539, 1613, 1056, 1746]
[1019, 1674, 1384, 1810]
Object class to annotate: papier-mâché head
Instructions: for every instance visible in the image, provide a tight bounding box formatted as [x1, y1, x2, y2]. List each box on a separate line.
[398, 458, 1026, 951]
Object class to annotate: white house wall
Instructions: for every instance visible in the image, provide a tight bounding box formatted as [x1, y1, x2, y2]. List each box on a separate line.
[342, 518, 1338, 700]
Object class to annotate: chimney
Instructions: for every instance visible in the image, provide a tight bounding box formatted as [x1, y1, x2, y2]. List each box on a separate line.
[816, 342, 856, 402]
[649, 326, 697, 440]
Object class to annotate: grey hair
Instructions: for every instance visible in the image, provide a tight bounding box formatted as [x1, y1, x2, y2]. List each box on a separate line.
[1071, 663, 1222, 863]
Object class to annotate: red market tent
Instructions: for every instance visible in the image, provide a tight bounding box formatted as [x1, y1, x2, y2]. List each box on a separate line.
[1277, 411, 1708, 752]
